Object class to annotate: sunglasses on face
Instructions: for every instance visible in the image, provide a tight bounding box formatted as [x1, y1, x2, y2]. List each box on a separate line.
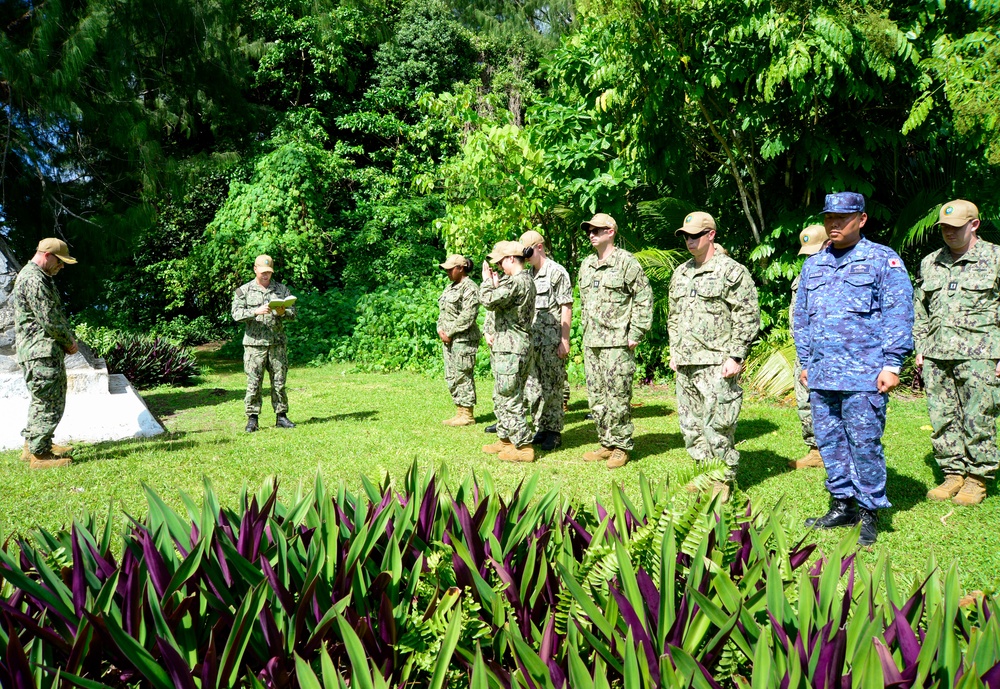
[684, 230, 711, 240]
[585, 227, 608, 236]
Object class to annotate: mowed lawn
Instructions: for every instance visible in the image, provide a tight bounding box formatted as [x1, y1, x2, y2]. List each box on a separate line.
[1, 354, 998, 591]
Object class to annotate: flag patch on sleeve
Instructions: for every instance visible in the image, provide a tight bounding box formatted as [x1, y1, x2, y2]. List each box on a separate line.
[888, 258, 902, 268]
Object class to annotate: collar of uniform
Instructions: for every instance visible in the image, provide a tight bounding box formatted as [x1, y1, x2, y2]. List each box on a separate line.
[533, 259, 550, 278]
[934, 237, 987, 266]
[26, 261, 52, 281]
[689, 251, 725, 275]
[813, 236, 875, 267]
[594, 246, 621, 267]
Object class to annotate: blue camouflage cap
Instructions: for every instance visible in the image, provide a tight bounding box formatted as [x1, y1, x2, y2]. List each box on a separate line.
[821, 192, 866, 214]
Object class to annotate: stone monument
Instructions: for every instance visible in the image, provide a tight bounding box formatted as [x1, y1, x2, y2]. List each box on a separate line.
[0, 237, 164, 451]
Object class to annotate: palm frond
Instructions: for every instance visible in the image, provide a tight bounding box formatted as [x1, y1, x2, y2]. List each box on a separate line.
[635, 247, 686, 283]
[743, 341, 797, 399]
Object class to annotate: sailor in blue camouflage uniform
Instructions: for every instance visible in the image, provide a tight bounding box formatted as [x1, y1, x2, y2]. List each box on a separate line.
[793, 192, 914, 546]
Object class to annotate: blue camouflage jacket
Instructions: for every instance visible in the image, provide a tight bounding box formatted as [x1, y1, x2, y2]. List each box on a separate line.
[793, 237, 914, 392]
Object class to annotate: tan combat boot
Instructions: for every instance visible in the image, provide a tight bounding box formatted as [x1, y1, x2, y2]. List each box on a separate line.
[29, 452, 72, 469]
[788, 448, 823, 470]
[482, 438, 513, 454]
[606, 449, 629, 469]
[952, 476, 987, 506]
[499, 444, 535, 463]
[927, 474, 965, 501]
[443, 406, 475, 427]
[582, 446, 613, 462]
[711, 481, 731, 504]
[23, 441, 73, 461]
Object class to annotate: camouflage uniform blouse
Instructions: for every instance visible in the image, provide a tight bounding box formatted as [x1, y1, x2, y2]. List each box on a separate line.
[668, 252, 760, 366]
[529, 259, 574, 347]
[232, 279, 297, 346]
[437, 278, 481, 344]
[479, 271, 535, 355]
[13, 262, 75, 363]
[578, 247, 653, 347]
[914, 239, 1000, 360]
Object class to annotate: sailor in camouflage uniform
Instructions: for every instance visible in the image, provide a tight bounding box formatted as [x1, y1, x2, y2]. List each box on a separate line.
[794, 192, 914, 546]
[437, 254, 481, 427]
[915, 200, 1000, 506]
[789, 224, 829, 470]
[669, 212, 760, 501]
[480, 241, 537, 462]
[13, 238, 78, 469]
[232, 255, 296, 432]
[520, 230, 574, 451]
[578, 213, 653, 469]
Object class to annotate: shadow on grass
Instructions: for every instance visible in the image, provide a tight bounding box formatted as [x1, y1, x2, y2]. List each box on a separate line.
[735, 449, 794, 491]
[143, 387, 244, 417]
[632, 432, 686, 461]
[297, 410, 378, 426]
[73, 432, 230, 463]
[632, 403, 672, 419]
[881, 465, 935, 533]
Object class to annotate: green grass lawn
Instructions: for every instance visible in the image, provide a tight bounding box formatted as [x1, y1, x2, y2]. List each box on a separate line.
[2, 353, 998, 591]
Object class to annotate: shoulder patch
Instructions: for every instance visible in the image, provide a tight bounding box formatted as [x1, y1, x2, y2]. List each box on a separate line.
[888, 258, 902, 269]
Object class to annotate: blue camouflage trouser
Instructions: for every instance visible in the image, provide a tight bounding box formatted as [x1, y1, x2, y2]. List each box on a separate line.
[811, 390, 891, 511]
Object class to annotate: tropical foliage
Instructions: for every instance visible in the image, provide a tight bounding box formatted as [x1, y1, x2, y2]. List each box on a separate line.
[1, 466, 998, 687]
[3, 0, 1000, 381]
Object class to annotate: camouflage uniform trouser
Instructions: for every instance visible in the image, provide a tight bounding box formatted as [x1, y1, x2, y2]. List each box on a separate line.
[793, 357, 816, 448]
[924, 358, 1000, 479]
[811, 390, 890, 511]
[443, 341, 477, 407]
[244, 343, 288, 416]
[675, 364, 743, 481]
[492, 351, 533, 447]
[525, 342, 567, 432]
[584, 346, 635, 451]
[19, 356, 68, 455]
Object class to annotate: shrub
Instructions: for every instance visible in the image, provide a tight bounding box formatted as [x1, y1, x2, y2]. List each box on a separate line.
[2, 465, 1000, 687]
[149, 314, 227, 346]
[104, 335, 200, 388]
[72, 322, 124, 358]
[338, 280, 445, 373]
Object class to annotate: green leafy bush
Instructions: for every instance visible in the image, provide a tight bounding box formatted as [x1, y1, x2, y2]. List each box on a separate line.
[104, 336, 200, 388]
[72, 322, 124, 358]
[4, 463, 999, 688]
[336, 280, 445, 373]
[1, 465, 998, 687]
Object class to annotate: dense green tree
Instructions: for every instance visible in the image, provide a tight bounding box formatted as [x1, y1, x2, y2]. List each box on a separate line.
[0, 0, 256, 309]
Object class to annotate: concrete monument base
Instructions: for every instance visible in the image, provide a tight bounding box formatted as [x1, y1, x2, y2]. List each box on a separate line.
[0, 345, 165, 452]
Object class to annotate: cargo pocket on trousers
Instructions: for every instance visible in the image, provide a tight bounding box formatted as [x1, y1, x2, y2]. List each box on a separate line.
[494, 353, 521, 396]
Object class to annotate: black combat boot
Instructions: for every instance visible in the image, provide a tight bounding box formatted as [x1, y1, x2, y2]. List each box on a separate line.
[245, 415, 259, 433]
[275, 414, 296, 429]
[857, 508, 878, 546]
[484, 423, 498, 434]
[804, 498, 858, 529]
[532, 431, 546, 445]
[540, 431, 562, 451]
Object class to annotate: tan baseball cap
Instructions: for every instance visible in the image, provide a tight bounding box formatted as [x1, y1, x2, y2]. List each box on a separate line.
[519, 230, 545, 248]
[254, 255, 275, 273]
[580, 213, 617, 232]
[798, 224, 829, 256]
[487, 241, 526, 264]
[675, 212, 717, 236]
[439, 254, 468, 270]
[936, 200, 979, 227]
[36, 238, 77, 264]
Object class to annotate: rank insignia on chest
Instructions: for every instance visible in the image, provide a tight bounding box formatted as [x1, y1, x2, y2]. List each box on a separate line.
[949, 282, 958, 291]
[690, 289, 697, 297]
[593, 280, 600, 289]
